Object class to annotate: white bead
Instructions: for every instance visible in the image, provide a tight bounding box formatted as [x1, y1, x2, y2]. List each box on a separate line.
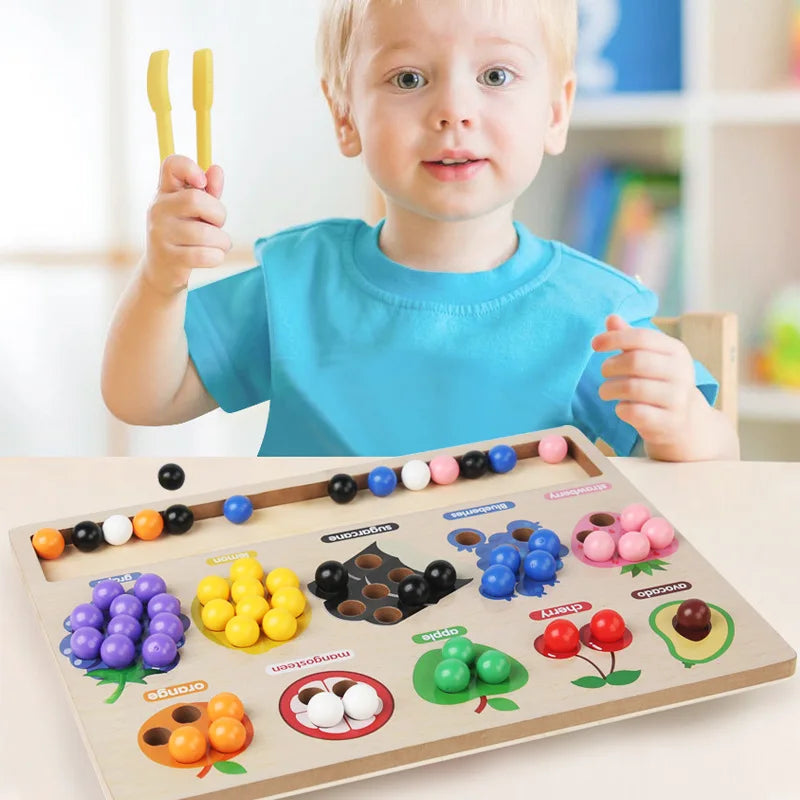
[342, 682, 380, 720]
[306, 691, 344, 728]
[102, 514, 133, 546]
[401, 459, 431, 491]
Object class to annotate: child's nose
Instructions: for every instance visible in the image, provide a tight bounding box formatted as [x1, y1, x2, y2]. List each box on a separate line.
[427, 79, 478, 131]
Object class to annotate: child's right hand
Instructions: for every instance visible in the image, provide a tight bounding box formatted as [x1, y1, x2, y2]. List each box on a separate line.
[143, 154, 232, 295]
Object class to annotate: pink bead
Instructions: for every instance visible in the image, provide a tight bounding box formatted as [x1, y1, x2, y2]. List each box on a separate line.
[539, 434, 568, 464]
[620, 503, 651, 532]
[641, 517, 675, 549]
[583, 530, 616, 562]
[429, 455, 460, 485]
[617, 531, 651, 562]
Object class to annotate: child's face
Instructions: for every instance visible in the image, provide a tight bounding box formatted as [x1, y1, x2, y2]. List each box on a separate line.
[334, 0, 574, 224]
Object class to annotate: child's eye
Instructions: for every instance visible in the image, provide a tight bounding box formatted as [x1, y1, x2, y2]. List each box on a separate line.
[479, 67, 514, 87]
[391, 71, 427, 90]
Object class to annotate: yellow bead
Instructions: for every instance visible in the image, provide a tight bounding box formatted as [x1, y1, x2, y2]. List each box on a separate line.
[262, 608, 297, 641]
[270, 586, 306, 618]
[225, 615, 261, 647]
[196, 575, 230, 605]
[230, 577, 266, 604]
[229, 557, 264, 583]
[265, 567, 300, 595]
[235, 594, 270, 623]
[201, 598, 235, 631]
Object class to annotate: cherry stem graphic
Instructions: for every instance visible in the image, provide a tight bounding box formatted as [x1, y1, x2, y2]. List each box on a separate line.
[609, 651, 616, 674]
[575, 654, 606, 679]
[475, 695, 488, 714]
[197, 763, 212, 779]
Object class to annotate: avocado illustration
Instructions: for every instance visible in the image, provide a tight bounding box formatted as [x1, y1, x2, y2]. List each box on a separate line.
[650, 600, 735, 668]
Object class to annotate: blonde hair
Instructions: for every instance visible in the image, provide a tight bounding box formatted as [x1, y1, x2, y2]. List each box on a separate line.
[318, 0, 578, 115]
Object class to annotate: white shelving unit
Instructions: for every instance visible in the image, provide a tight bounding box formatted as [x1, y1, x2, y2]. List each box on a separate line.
[516, 0, 800, 460]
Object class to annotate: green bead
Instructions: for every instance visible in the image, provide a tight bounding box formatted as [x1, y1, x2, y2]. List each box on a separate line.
[434, 658, 471, 693]
[441, 636, 475, 665]
[476, 650, 510, 684]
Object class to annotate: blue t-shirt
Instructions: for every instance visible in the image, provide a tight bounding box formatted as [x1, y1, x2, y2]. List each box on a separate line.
[185, 218, 717, 457]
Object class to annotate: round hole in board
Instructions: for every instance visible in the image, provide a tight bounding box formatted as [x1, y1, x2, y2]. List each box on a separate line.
[355, 554, 383, 570]
[454, 530, 481, 546]
[511, 527, 533, 543]
[589, 513, 615, 527]
[387, 567, 414, 583]
[362, 583, 390, 599]
[337, 600, 367, 617]
[142, 727, 171, 747]
[298, 687, 323, 705]
[332, 680, 357, 697]
[576, 530, 593, 543]
[373, 606, 403, 625]
[171, 705, 202, 724]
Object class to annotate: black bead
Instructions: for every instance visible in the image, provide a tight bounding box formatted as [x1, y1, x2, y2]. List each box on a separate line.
[163, 504, 194, 534]
[72, 520, 103, 552]
[327, 473, 358, 504]
[397, 574, 431, 607]
[423, 560, 457, 594]
[314, 560, 349, 597]
[158, 463, 185, 491]
[459, 450, 489, 479]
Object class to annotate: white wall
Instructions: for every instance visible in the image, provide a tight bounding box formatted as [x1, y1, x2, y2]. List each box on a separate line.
[0, 0, 368, 456]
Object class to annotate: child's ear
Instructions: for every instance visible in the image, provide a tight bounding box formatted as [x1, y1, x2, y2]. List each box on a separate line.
[544, 70, 576, 156]
[321, 80, 362, 158]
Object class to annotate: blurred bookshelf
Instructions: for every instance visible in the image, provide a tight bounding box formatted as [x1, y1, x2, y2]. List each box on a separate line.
[516, 0, 800, 458]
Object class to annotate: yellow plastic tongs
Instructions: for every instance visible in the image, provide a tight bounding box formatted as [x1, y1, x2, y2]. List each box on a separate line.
[147, 48, 214, 170]
[147, 50, 174, 163]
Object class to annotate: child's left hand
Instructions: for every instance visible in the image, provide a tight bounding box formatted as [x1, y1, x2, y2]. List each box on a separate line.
[591, 314, 697, 450]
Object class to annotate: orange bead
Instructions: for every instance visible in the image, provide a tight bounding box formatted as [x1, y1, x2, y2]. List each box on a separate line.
[208, 716, 246, 753]
[132, 509, 164, 540]
[168, 725, 207, 764]
[32, 528, 65, 560]
[207, 692, 244, 722]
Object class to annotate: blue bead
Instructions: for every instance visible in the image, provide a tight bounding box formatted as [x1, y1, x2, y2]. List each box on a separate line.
[481, 564, 517, 597]
[488, 444, 517, 474]
[367, 466, 397, 497]
[528, 529, 561, 558]
[223, 494, 253, 524]
[489, 544, 522, 573]
[523, 549, 557, 581]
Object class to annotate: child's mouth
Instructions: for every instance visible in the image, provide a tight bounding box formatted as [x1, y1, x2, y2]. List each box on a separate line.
[422, 159, 488, 182]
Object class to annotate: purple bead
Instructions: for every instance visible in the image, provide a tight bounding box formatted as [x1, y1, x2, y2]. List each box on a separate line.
[147, 592, 180, 619]
[100, 633, 136, 669]
[133, 573, 167, 604]
[141, 632, 177, 668]
[70, 603, 104, 631]
[70, 626, 104, 660]
[91, 580, 124, 612]
[106, 613, 142, 641]
[109, 593, 144, 620]
[148, 612, 184, 643]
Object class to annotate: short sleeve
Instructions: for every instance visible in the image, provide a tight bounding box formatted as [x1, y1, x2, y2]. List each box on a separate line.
[572, 289, 720, 456]
[184, 267, 272, 412]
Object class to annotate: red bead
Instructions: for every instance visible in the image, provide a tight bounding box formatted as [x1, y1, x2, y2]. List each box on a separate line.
[543, 619, 579, 653]
[590, 609, 626, 643]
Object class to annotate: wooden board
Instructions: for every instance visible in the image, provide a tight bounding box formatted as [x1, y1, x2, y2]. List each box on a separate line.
[9, 426, 795, 800]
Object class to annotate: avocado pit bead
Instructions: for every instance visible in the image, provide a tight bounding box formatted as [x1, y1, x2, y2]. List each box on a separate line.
[673, 598, 712, 641]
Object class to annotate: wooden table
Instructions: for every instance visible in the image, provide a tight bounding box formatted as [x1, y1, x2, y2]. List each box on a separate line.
[2, 457, 798, 800]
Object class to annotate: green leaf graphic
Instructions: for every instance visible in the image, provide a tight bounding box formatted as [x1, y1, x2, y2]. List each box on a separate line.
[487, 697, 519, 712]
[620, 564, 635, 575]
[640, 565, 653, 576]
[571, 675, 607, 689]
[605, 670, 641, 686]
[214, 761, 247, 775]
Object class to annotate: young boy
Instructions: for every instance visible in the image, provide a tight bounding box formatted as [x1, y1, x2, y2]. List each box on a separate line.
[102, 0, 739, 461]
